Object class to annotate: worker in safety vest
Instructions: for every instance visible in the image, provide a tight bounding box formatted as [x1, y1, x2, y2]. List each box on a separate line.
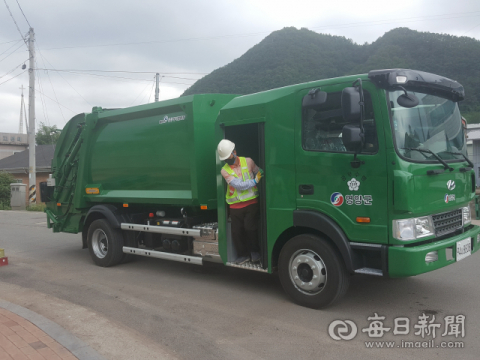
[218, 139, 264, 265]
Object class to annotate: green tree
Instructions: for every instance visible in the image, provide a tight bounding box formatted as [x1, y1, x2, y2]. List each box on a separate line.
[36, 122, 60, 145]
[182, 27, 480, 119]
[0, 171, 15, 207]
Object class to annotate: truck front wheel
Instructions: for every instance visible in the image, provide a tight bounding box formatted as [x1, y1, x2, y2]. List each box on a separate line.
[87, 219, 125, 267]
[278, 234, 350, 309]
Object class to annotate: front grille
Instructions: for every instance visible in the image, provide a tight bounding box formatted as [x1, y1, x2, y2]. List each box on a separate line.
[432, 209, 463, 237]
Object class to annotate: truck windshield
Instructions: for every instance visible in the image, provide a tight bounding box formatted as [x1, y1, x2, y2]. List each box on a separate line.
[388, 90, 466, 162]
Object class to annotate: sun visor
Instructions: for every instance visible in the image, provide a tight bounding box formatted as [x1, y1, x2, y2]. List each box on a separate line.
[368, 69, 465, 102]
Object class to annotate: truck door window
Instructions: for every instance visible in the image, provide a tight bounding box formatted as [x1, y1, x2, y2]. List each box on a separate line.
[302, 90, 378, 153]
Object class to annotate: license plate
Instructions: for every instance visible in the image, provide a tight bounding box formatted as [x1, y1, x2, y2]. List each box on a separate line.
[456, 238, 472, 261]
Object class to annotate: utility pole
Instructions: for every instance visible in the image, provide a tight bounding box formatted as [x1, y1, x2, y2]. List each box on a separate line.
[18, 85, 25, 134]
[24, 97, 28, 134]
[27, 28, 36, 204]
[155, 73, 160, 102]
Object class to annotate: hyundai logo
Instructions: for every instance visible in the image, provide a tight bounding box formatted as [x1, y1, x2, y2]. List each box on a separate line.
[447, 180, 455, 191]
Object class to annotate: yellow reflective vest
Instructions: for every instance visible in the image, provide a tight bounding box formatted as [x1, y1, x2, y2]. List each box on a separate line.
[223, 157, 259, 205]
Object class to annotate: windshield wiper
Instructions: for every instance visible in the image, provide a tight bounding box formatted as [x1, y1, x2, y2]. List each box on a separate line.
[442, 151, 474, 169]
[402, 147, 454, 172]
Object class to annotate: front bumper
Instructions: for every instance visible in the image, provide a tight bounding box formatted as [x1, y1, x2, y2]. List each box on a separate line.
[388, 225, 480, 277]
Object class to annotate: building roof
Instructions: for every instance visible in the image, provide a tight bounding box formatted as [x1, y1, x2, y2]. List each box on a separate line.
[467, 130, 480, 141]
[0, 144, 55, 172]
[0, 132, 28, 145]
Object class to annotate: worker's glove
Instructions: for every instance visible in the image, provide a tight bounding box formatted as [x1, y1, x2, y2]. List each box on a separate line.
[254, 171, 262, 184]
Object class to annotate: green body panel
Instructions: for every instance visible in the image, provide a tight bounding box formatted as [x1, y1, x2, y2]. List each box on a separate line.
[391, 163, 474, 214]
[295, 80, 389, 244]
[86, 95, 236, 207]
[46, 71, 479, 279]
[389, 225, 480, 277]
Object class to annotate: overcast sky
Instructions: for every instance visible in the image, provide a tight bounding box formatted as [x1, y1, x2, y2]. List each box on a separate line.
[1, 0, 479, 134]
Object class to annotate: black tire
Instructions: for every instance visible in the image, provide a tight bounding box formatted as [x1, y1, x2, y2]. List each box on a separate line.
[278, 234, 350, 309]
[87, 219, 125, 267]
[120, 253, 135, 264]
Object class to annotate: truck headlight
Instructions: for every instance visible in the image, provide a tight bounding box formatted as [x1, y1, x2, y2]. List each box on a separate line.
[463, 206, 471, 226]
[393, 216, 434, 241]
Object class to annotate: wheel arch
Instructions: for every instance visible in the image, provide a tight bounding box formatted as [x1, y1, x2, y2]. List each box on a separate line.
[82, 204, 121, 249]
[271, 210, 357, 273]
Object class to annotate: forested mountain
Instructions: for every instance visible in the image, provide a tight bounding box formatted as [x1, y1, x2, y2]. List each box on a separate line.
[183, 27, 480, 122]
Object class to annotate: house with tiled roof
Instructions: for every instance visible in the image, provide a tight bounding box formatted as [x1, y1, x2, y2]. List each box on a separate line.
[0, 145, 55, 204]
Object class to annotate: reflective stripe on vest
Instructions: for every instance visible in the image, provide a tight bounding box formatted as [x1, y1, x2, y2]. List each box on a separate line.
[223, 157, 259, 205]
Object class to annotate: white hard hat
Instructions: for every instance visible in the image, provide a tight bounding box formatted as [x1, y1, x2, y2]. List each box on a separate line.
[217, 139, 235, 160]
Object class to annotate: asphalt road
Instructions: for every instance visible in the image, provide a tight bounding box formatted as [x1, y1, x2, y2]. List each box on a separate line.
[0, 210, 479, 360]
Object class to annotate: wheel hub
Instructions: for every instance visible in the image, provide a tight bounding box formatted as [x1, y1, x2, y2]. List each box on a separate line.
[297, 263, 313, 282]
[289, 250, 326, 294]
[92, 229, 108, 259]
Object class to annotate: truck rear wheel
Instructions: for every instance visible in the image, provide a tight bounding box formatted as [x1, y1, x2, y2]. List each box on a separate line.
[87, 219, 125, 267]
[278, 234, 350, 309]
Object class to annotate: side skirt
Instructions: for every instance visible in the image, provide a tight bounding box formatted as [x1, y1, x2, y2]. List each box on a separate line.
[123, 247, 203, 265]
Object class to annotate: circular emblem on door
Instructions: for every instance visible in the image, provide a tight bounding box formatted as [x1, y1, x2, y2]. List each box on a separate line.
[330, 192, 344, 206]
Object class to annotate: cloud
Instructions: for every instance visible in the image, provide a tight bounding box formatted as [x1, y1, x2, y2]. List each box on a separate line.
[1, 0, 479, 133]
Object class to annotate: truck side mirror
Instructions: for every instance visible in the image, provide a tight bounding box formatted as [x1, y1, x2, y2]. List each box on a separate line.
[302, 89, 327, 110]
[342, 124, 363, 152]
[341, 87, 361, 122]
[397, 93, 419, 108]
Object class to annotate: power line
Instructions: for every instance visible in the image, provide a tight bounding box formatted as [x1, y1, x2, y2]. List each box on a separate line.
[0, 69, 26, 86]
[34, 68, 208, 75]
[36, 87, 78, 114]
[34, 68, 202, 83]
[41, 32, 269, 50]
[461, 21, 480, 36]
[3, 0, 27, 43]
[35, 69, 50, 127]
[53, 70, 155, 82]
[15, 0, 31, 28]
[160, 75, 202, 80]
[0, 41, 26, 63]
[147, 79, 156, 103]
[39, 10, 480, 51]
[131, 76, 154, 106]
[36, 68, 195, 86]
[0, 39, 23, 56]
[0, 39, 22, 45]
[309, 11, 480, 32]
[158, 81, 193, 86]
[0, 59, 27, 80]
[35, 51, 65, 123]
[36, 49, 92, 108]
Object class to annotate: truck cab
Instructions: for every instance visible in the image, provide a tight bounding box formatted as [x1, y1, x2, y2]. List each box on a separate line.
[216, 69, 478, 307]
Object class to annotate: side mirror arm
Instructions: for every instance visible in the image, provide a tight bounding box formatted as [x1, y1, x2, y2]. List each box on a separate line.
[351, 78, 366, 168]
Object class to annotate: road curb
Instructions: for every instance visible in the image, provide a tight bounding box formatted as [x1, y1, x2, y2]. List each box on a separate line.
[0, 299, 106, 360]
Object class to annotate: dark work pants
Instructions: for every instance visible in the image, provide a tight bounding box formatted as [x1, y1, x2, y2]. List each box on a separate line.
[230, 202, 260, 258]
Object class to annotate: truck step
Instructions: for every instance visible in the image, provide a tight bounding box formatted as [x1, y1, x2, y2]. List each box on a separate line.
[354, 267, 383, 276]
[226, 261, 268, 273]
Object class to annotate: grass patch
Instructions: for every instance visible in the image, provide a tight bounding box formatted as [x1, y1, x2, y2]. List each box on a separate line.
[26, 203, 46, 212]
[0, 202, 11, 210]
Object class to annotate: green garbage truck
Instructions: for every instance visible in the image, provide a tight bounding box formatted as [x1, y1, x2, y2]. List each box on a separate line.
[42, 68, 479, 308]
